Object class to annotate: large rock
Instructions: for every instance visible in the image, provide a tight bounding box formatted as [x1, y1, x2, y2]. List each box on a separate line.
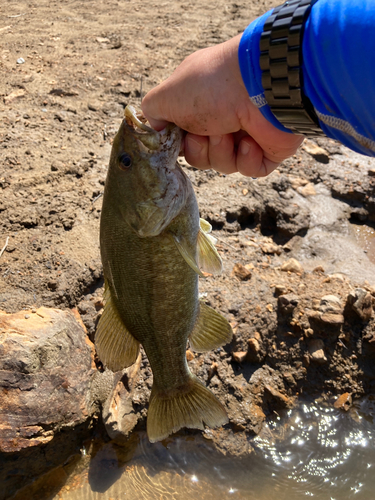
[0, 307, 97, 499]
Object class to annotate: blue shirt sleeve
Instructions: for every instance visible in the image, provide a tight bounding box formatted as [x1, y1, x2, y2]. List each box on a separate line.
[238, 0, 375, 157]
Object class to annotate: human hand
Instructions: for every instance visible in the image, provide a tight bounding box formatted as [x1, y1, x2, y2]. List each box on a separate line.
[142, 34, 303, 177]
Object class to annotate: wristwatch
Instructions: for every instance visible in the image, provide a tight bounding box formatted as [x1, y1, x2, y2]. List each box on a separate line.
[259, 0, 325, 136]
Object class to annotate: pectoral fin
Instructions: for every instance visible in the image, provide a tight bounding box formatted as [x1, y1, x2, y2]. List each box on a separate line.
[199, 218, 213, 233]
[197, 218, 222, 275]
[95, 283, 140, 372]
[172, 233, 204, 277]
[171, 218, 222, 277]
[189, 301, 233, 352]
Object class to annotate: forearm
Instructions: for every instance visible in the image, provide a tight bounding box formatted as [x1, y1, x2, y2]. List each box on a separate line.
[239, 0, 375, 157]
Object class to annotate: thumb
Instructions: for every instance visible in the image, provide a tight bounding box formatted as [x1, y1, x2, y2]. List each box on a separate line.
[142, 91, 170, 131]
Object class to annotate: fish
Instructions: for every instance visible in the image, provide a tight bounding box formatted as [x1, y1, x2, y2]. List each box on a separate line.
[95, 104, 233, 443]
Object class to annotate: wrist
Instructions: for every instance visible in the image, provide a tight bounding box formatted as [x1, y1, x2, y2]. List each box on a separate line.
[239, 1, 324, 136]
[239, 11, 293, 133]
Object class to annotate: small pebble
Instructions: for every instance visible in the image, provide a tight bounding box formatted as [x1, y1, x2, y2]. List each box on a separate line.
[17, 57, 25, 64]
[232, 263, 252, 281]
[186, 349, 194, 362]
[281, 258, 303, 274]
[248, 338, 260, 353]
[232, 351, 247, 363]
[308, 339, 327, 364]
[333, 392, 352, 411]
[24, 314, 30, 319]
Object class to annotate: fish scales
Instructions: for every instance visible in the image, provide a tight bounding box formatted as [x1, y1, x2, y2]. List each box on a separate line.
[101, 199, 199, 391]
[96, 105, 233, 442]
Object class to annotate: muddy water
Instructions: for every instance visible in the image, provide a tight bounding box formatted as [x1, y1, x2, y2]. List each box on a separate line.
[25, 399, 374, 500]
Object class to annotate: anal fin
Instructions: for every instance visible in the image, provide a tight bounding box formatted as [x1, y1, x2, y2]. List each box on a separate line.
[95, 283, 140, 372]
[189, 301, 233, 352]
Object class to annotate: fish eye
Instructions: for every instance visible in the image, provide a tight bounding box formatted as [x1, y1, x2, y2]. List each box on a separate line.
[119, 153, 132, 170]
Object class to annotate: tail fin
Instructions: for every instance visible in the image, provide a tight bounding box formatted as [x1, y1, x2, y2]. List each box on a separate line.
[147, 375, 228, 443]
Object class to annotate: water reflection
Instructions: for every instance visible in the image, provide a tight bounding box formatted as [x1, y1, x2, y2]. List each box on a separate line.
[27, 399, 375, 500]
[254, 400, 375, 499]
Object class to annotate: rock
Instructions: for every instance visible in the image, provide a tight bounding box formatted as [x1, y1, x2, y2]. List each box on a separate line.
[282, 371, 297, 387]
[232, 351, 248, 364]
[186, 349, 194, 361]
[260, 241, 281, 254]
[281, 258, 303, 274]
[346, 288, 373, 321]
[307, 295, 345, 327]
[96, 36, 110, 43]
[208, 361, 218, 379]
[328, 273, 346, 282]
[262, 194, 310, 238]
[249, 366, 294, 412]
[308, 339, 327, 364]
[278, 294, 299, 316]
[319, 313, 345, 325]
[0, 308, 97, 499]
[302, 139, 330, 163]
[297, 183, 316, 197]
[290, 176, 308, 189]
[247, 337, 264, 363]
[313, 265, 325, 273]
[232, 263, 252, 281]
[274, 284, 287, 296]
[0, 307, 95, 453]
[102, 354, 142, 444]
[304, 327, 314, 338]
[319, 295, 343, 314]
[248, 338, 260, 353]
[4, 88, 26, 104]
[263, 384, 293, 408]
[333, 392, 352, 411]
[88, 101, 102, 112]
[50, 160, 65, 171]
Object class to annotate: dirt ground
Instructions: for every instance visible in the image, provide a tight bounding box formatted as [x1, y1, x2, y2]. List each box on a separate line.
[2, 0, 375, 483]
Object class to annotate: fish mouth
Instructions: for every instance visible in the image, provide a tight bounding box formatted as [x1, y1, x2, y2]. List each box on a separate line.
[124, 105, 162, 150]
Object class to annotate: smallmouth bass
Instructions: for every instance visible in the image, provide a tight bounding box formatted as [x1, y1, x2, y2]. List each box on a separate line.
[96, 105, 233, 442]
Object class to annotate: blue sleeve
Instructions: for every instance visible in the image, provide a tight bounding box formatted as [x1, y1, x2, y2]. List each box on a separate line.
[238, 0, 375, 157]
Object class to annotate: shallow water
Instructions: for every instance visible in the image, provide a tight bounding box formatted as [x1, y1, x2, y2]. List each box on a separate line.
[352, 223, 375, 264]
[33, 398, 375, 500]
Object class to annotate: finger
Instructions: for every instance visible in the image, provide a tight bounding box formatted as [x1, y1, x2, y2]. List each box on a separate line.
[207, 134, 237, 175]
[146, 117, 170, 131]
[236, 137, 280, 178]
[142, 88, 170, 131]
[184, 134, 210, 169]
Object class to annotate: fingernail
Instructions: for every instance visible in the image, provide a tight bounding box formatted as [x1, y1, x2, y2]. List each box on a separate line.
[240, 140, 250, 156]
[210, 135, 222, 146]
[187, 136, 204, 154]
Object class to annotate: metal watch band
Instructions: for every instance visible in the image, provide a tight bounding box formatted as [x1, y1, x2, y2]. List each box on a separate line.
[260, 0, 325, 136]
